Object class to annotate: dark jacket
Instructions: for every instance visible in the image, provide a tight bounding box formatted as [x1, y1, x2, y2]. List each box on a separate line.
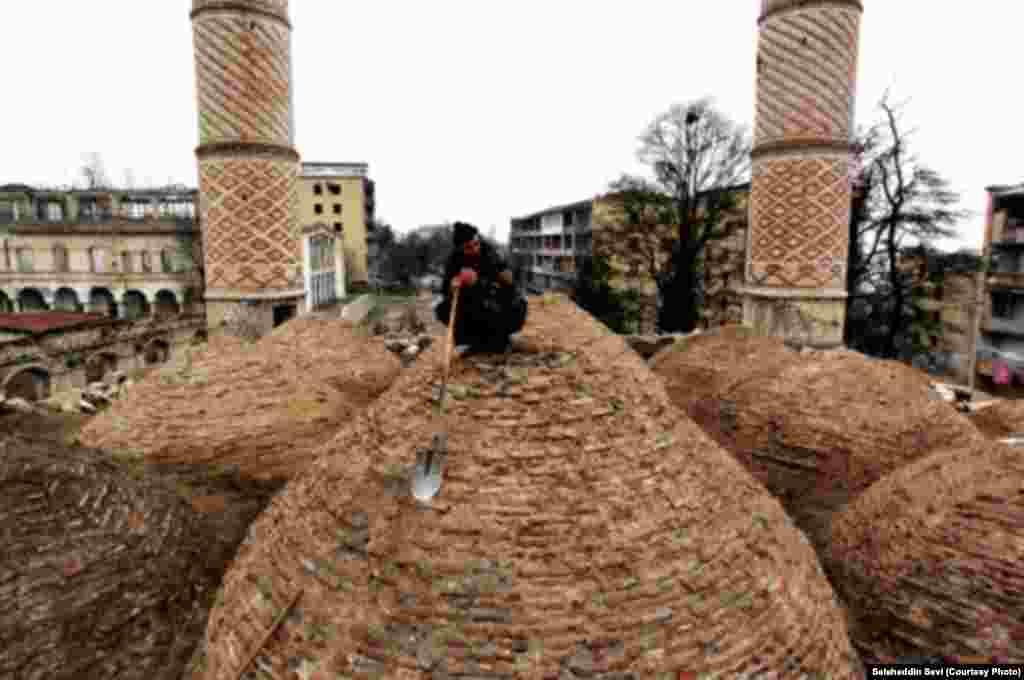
[440, 240, 513, 309]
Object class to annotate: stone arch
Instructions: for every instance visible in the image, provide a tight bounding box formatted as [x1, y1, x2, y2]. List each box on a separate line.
[17, 288, 48, 312]
[84, 352, 119, 384]
[89, 288, 117, 317]
[54, 287, 81, 312]
[143, 339, 170, 366]
[154, 290, 180, 318]
[122, 290, 149, 320]
[0, 291, 12, 313]
[3, 365, 51, 402]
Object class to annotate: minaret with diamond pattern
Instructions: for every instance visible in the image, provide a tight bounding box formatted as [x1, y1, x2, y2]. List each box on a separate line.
[191, 0, 304, 335]
[742, 0, 863, 348]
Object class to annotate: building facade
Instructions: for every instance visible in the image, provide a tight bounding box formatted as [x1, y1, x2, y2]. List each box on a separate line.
[297, 162, 376, 288]
[742, 0, 864, 349]
[510, 191, 750, 334]
[0, 184, 203, 319]
[979, 182, 1024, 384]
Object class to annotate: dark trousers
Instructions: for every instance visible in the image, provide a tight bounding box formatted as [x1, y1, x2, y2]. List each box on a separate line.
[435, 285, 528, 348]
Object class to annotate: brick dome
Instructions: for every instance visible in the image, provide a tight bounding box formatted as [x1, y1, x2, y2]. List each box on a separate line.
[968, 399, 1024, 440]
[0, 435, 212, 680]
[81, 319, 400, 480]
[195, 297, 860, 679]
[652, 334, 982, 550]
[827, 440, 1024, 662]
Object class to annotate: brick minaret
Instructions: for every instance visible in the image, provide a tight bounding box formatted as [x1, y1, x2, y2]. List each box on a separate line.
[191, 0, 303, 335]
[743, 0, 863, 348]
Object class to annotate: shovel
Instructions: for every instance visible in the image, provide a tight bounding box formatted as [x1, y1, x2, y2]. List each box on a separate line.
[412, 284, 461, 503]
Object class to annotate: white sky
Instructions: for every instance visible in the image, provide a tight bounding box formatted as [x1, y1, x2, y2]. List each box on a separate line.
[2, 2, 1020, 251]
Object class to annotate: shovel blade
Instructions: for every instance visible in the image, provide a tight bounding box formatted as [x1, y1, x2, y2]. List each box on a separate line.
[412, 434, 447, 503]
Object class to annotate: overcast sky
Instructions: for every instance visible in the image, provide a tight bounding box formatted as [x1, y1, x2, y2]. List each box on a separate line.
[3, 2, 1020, 250]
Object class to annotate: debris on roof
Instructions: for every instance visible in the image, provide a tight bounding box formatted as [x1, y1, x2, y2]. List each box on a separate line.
[80, 318, 401, 480]
[0, 312, 112, 335]
[650, 327, 982, 550]
[0, 434, 213, 680]
[195, 295, 860, 679]
[827, 439, 1024, 662]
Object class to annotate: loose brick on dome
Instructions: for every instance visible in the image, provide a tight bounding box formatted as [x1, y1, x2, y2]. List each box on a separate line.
[80, 318, 400, 481]
[195, 295, 862, 679]
[0, 435, 212, 680]
[827, 440, 1024, 663]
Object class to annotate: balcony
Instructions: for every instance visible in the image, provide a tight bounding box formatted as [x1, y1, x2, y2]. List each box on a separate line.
[985, 316, 1024, 338]
[987, 271, 1024, 290]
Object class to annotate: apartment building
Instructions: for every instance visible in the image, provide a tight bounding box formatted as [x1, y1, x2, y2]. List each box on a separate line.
[297, 163, 376, 288]
[509, 200, 594, 293]
[510, 188, 749, 333]
[979, 182, 1024, 384]
[0, 183, 203, 319]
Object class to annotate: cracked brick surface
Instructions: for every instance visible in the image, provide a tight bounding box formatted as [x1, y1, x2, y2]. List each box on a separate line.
[81, 319, 400, 481]
[968, 400, 1024, 440]
[828, 440, 1024, 663]
[194, 296, 861, 679]
[651, 329, 983, 551]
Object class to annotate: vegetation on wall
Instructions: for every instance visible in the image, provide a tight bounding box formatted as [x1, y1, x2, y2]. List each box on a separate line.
[571, 255, 643, 335]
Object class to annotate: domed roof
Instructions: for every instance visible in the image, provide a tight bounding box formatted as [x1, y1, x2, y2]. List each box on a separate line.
[0, 434, 212, 680]
[827, 440, 1024, 662]
[81, 318, 400, 480]
[197, 297, 860, 678]
[968, 399, 1024, 440]
[654, 333, 981, 549]
[192, 0, 289, 19]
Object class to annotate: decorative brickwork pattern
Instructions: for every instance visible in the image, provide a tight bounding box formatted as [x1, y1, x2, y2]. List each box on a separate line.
[197, 297, 860, 679]
[755, 5, 861, 147]
[192, 13, 292, 146]
[198, 156, 301, 292]
[193, 0, 289, 18]
[748, 153, 852, 289]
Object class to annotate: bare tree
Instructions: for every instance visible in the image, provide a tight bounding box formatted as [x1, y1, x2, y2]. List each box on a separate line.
[618, 98, 751, 332]
[845, 91, 971, 358]
[80, 153, 111, 190]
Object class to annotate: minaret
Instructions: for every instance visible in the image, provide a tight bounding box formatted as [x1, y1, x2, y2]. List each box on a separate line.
[191, 0, 303, 336]
[743, 0, 864, 348]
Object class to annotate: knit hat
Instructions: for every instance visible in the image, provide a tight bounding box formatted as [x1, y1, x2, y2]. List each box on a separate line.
[452, 222, 479, 246]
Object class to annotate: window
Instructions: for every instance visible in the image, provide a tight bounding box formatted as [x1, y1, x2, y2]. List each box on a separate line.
[125, 200, 146, 220]
[993, 293, 1014, 319]
[333, 222, 342, 233]
[0, 201, 16, 224]
[313, 184, 323, 196]
[161, 249, 174, 273]
[16, 248, 33, 273]
[328, 183, 341, 196]
[314, 204, 323, 215]
[46, 201, 63, 222]
[141, 251, 152, 273]
[121, 251, 133, 273]
[53, 245, 69, 272]
[333, 204, 342, 215]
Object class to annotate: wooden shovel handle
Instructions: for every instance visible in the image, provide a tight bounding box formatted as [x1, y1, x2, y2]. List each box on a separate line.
[442, 285, 461, 386]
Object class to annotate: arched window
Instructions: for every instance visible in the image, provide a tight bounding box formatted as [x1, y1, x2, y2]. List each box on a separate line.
[141, 251, 152, 273]
[121, 251, 133, 273]
[16, 247, 33, 273]
[160, 249, 174, 273]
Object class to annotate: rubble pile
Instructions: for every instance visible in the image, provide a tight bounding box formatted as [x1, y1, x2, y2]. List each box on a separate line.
[80, 319, 401, 480]
[193, 295, 860, 679]
[827, 439, 1024, 663]
[0, 435, 214, 680]
[370, 305, 438, 366]
[651, 330, 982, 550]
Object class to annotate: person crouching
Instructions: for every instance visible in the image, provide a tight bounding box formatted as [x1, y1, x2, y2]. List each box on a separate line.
[434, 222, 528, 355]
